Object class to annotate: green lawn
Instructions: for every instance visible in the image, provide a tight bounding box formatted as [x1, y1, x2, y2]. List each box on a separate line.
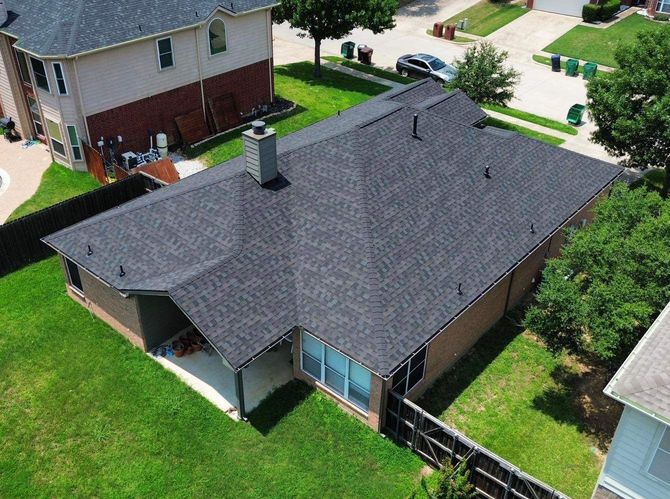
[631, 168, 666, 193]
[7, 162, 100, 222]
[188, 62, 390, 166]
[323, 56, 414, 84]
[543, 15, 669, 69]
[482, 104, 578, 135]
[418, 316, 609, 499]
[0, 257, 424, 497]
[442, 0, 528, 37]
[484, 117, 565, 146]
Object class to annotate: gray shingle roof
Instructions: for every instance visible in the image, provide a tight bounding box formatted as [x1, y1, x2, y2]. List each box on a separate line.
[1, 0, 276, 57]
[607, 301, 670, 423]
[44, 81, 623, 375]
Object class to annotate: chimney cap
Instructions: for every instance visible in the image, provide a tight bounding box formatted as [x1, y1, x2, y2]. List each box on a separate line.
[251, 121, 266, 135]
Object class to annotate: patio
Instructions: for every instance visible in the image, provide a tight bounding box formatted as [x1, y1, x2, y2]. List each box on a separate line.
[152, 334, 294, 419]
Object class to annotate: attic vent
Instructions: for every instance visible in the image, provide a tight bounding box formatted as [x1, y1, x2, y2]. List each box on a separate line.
[412, 113, 419, 138]
[243, 121, 278, 185]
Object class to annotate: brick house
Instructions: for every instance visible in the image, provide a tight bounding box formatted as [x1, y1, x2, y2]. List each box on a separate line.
[44, 81, 623, 427]
[0, 0, 276, 171]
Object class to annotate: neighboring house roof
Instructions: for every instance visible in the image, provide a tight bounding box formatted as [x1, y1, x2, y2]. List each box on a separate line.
[605, 300, 670, 424]
[1, 0, 276, 57]
[44, 80, 623, 376]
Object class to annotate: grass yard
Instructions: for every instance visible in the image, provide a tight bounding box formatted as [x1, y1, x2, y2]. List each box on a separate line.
[631, 168, 666, 193]
[442, 0, 528, 37]
[484, 117, 565, 146]
[543, 15, 669, 69]
[418, 314, 620, 499]
[7, 162, 100, 222]
[482, 104, 578, 136]
[188, 62, 390, 166]
[0, 258, 424, 497]
[323, 56, 413, 84]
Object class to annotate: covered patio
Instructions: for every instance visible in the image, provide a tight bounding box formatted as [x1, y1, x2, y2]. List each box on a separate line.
[152, 331, 294, 419]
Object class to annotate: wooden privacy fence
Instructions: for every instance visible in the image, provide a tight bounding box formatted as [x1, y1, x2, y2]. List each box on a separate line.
[0, 174, 148, 277]
[84, 143, 109, 185]
[384, 393, 568, 499]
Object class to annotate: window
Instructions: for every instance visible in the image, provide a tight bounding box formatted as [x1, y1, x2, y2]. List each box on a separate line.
[649, 426, 670, 484]
[657, 0, 670, 14]
[15, 50, 31, 84]
[65, 258, 83, 294]
[52, 62, 68, 95]
[208, 19, 227, 55]
[27, 96, 44, 136]
[46, 119, 66, 157]
[391, 346, 427, 396]
[301, 331, 372, 411]
[67, 125, 82, 161]
[30, 57, 50, 92]
[156, 37, 174, 70]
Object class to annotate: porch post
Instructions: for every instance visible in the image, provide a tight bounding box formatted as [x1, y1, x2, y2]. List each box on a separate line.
[234, 369, 247, 421]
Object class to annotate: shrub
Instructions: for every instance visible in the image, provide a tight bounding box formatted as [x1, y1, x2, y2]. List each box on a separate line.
[582, 3, 600, 22]
[600, 0, 621, 21]
[654, 12, 670, 21]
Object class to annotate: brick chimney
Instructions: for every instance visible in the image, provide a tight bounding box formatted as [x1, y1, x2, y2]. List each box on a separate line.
[243, 121, 277, 185]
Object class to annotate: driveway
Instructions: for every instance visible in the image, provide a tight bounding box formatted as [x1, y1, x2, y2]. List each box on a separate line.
[0, 140, 51, 223]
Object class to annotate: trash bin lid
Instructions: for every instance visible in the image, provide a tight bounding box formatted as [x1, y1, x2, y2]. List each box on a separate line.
[360, 47, 373, 54]
[358, 44, 367, 49]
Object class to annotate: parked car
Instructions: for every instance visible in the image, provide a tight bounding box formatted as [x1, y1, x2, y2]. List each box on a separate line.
[396, 54, 458, 83]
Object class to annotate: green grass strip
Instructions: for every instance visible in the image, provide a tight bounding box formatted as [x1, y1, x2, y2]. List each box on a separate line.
[482, 103, 578, 136]
[323, 56, 414, 84]
[533, 54, 586, 75]
[484, 117, 565, 146]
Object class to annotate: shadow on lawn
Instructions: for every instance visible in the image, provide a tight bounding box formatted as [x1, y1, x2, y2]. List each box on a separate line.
[417, 311, 524, 417]
[532, 363, 622, 453]
[248, 380, 313, 435]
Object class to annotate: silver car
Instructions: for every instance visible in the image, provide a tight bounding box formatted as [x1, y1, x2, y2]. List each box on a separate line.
[396, 53, 458, 84]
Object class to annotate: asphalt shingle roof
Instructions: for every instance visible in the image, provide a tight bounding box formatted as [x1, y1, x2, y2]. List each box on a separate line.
[44, 81, 623, 375]
[1, 0, 276, 57]
[607, 301, 670, 423]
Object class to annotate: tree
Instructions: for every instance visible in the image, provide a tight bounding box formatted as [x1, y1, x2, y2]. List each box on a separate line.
[416, 461, 476, 499]
[587, 29, 670, 198]
[273, 0, 397, 78]
[450, 41, 520, 106]
[524, 184, 670, 367]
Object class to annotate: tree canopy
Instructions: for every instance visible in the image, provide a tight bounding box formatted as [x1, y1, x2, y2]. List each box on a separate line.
[450, 41, 520, 106]
[587, 29, 670, 197]
[524, 183, 670, 367]
[274, 0, 397, 77]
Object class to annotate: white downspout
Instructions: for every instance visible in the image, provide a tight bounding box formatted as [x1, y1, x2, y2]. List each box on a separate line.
[194, 27, 207, 121]
[267, 9, 274, 104]
[73, 57, 92, 146]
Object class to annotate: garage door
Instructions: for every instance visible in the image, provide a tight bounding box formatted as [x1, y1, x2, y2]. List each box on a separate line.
[533, 0, 588, 17]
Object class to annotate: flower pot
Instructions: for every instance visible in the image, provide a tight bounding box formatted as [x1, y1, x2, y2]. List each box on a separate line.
[173, 341, 185, 358]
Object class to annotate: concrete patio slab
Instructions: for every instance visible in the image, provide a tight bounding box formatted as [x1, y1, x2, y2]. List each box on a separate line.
[152, 336, 294, 419]
[0, 139, 51, 224]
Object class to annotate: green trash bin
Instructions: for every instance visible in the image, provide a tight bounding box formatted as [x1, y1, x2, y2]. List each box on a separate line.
[567, 104, 586, 125]
[566, 58, 579, 77]
[341, 41, 356, 60]
[583, 62, 598, 80]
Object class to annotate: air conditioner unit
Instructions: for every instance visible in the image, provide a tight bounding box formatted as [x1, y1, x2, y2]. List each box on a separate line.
[121, 151, 139, 170]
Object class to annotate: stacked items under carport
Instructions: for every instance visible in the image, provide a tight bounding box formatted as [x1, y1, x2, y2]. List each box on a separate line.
[150, 328, 212, 358]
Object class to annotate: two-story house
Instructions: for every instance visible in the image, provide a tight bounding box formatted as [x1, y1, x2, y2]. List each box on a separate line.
[0, 0, 276, 171]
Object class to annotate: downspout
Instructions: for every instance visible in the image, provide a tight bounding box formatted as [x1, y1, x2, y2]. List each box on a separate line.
[194, 27, 207, 122]
[234, 369, 247, 421]
[266, 9, 274, 103]
[73, 56, 92, 146]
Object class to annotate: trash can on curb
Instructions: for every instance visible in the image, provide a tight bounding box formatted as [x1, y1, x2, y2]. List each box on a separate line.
[444, 25, 456, 40]
[551, 54, 561, 72]
[567, 104, 586, 125]
[566, 58, 579, 77]
[583, 62, 598, 80]
[432, 22, 444, 38]
[341, 41, 355, 59]
[358, 46, 373, 65]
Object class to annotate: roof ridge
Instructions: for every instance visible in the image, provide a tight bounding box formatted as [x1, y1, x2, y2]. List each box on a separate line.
[351, 130, 389, 372]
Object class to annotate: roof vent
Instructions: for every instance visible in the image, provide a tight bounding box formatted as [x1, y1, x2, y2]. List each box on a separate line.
[412, 113, 419, 138]
[0, 0, 7, 26]
[484, 166, 491, 178]
[243, 121, 277, 185]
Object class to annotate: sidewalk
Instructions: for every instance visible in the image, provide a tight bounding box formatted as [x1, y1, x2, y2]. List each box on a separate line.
[321, 60, 404, 88]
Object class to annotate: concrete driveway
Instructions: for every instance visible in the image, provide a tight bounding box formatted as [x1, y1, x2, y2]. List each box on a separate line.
[0, 140, 51, 223]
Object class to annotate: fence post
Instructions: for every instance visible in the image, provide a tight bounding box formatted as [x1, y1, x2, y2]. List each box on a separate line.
[410, 405, 421, 451]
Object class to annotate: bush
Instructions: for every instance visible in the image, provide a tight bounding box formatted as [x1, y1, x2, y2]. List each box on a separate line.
[582, 3, 600, 22]
[600, 0, 621, 21]
[654, 12, 670, 21]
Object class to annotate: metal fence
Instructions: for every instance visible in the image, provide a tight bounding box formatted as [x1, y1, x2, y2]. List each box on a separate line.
[384, 392, 569, 499]
[0, 174, 148, 277]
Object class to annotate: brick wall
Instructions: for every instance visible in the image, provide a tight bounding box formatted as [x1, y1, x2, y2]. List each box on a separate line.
[86, 59, 272, 154]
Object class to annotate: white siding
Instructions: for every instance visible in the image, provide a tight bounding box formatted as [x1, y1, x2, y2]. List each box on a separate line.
[0, 35, 30, 137]
[76, 9, 270, 116]
[598, 406, 670, 499]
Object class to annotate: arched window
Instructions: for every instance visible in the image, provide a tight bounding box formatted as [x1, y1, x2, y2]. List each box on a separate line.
[208, 19, 227, 56]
